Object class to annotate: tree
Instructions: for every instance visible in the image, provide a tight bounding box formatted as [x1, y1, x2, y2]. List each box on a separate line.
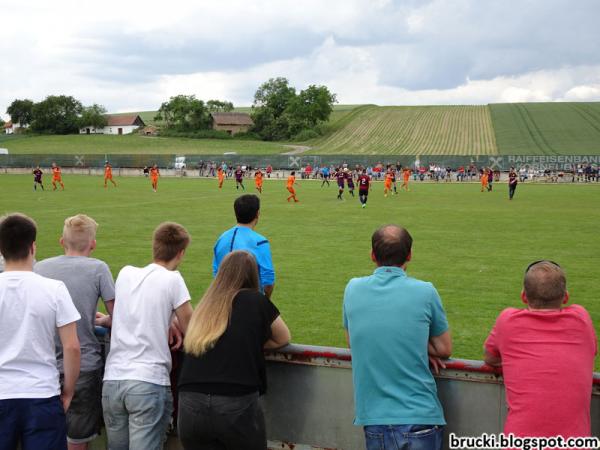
[251, 78, 336, 140]
[79, 104, 108, 129]
[31, 95, 83, 134]
[6, 99, 34, 127]
[154, 95, 212, 131]
[206, 100, 234, 113]
[286, 85, 337, 136]
[251, 77, 296, 140]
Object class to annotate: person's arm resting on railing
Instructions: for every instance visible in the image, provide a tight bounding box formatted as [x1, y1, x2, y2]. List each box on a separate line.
[264, 316, 290, 349]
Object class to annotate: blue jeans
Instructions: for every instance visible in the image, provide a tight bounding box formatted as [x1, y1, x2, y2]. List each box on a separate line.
[364, 424, 444, 450]
[0, 396, 67, 450]
[102, 380, 173, 450]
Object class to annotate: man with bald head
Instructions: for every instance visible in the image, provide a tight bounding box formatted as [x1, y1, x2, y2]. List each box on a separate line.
[485, 261, 596, 439]
[343, 225, 451, 450]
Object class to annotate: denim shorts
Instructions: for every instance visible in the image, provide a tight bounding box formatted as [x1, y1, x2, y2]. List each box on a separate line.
[102, 380, 173, 450]
[364, 424, 444, 450]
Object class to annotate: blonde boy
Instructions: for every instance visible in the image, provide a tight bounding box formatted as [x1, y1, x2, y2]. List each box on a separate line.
[35, 214, 115, 450]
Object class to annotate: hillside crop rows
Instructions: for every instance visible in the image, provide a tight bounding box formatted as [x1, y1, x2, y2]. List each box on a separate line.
[490, 102, 600, 155]
[309, 105, 497, 155]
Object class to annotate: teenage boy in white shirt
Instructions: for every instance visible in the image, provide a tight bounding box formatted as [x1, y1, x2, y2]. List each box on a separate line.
[102, 222, 194, 450]
[0, 213, 81, 450]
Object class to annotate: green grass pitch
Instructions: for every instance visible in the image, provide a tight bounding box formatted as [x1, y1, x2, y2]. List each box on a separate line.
[1, 174, 599, 368]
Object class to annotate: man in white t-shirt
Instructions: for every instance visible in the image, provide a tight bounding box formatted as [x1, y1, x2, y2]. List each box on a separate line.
[0, 213, 81, 450]
[102, 222, 194, 450]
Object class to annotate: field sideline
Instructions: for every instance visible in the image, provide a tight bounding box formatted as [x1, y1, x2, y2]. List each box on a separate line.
[1, 174, 599, 368]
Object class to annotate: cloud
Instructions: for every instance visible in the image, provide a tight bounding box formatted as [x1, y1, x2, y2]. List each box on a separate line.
[1, 0, 599, 120]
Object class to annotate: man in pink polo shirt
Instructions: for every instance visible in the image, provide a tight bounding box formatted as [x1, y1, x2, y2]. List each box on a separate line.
[484, 260, 597, 438]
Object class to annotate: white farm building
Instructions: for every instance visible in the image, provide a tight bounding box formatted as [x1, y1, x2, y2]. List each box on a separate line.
[80, 114, 145, 135]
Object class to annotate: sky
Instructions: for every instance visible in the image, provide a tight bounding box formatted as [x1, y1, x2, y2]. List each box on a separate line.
[1, 0, 600, 120]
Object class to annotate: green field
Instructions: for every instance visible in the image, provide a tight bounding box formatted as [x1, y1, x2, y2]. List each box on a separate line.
[491, 102, 600, 155]
[308, 105, 497, 155]
[0, 133, 287, 155]
[1, 174, 599, 368]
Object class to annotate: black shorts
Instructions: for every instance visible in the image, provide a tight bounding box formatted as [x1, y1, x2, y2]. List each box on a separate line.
[60, 369, 103, 443]
[359, 190, 369, 197]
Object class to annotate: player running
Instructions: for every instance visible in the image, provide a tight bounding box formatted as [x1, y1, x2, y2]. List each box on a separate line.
[401, 167, 411, 191]
[217, 167, 225, 189]
[345, 168, 355, 197]
[255, 169, 264, 194]
[384, 169, 394, 197]
[508, 167, 518, 200]
[234, 165, 245, 191]
[150, 164, 160, 192]
[335, 168, 346, 200]
[391, 166, 399, 194]
[33, 166, 44, 191]
[51, 162, 64, 191]
[286, 171, 299, 202]
[104, 161, 117, 188]
[480, 168, 489, 192]
[357, 169, 371, 208]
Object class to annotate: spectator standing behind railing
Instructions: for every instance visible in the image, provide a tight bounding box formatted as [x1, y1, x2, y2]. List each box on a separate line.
[101, 222, 194, 450]
[343, 225, 452, 450]
[213, 194, 275, 298]
[178, 251, 290, 450]
[484, 261, 596, 439]
[0, 213, 81, 450]
[34, 214, 115, 450]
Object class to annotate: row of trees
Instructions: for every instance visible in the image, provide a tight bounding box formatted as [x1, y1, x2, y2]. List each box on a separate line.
[251, 77, 337, 141]
[6, 96, 107, 134]
[5, 77, 336, 141]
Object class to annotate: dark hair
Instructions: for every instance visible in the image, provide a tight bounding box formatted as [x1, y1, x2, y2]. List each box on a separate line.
[524, 261, 566, 308]
[234, 194, 260, 224]
[152, 222, 191, 262]
[371, 225, 412, 266]
[0, 213, 37, 261]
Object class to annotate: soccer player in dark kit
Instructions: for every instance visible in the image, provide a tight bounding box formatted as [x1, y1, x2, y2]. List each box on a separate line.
[234, 165, 245, 190]
[508, 167, 518, 200]
[357, 169, 371, 208]
[335, 168, 346, 200]
[33, 166, 44, 191]
[345, 168, 355, 197]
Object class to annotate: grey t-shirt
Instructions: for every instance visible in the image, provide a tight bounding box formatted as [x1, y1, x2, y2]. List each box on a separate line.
[34, 255, 115, 372]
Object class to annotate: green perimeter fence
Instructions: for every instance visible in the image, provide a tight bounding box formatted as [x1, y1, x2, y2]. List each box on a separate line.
[1, 154, 600, 171]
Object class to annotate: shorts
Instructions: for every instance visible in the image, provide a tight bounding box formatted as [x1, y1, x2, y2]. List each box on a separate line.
[337, 183, 345, 189]
[359, 190, 368, 197]
[60, 369, 103, 443]
[0, 396, 67, 450]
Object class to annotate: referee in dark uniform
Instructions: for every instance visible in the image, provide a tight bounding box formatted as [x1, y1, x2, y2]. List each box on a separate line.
[508, 167, 518, 200]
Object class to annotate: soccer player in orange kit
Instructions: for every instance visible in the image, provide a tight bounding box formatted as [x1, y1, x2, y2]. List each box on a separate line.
[286, 171, 299, 202]
[104, 161, 117, 188]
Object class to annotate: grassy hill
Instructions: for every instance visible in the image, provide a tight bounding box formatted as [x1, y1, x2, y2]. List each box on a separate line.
[490, 102, 600, 155]
[307, 105, 497, 155]
[3, 103, 600, 155]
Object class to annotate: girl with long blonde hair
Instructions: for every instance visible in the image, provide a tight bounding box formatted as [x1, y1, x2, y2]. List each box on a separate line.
[178, 250, 290, 450]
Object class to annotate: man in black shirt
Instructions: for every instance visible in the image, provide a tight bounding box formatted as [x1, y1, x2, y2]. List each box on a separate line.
[508, 168, 518, 200]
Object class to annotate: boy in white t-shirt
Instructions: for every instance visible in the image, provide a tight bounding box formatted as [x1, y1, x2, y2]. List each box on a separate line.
[102, 222, 194, 450]
[0, 213, 81, 450]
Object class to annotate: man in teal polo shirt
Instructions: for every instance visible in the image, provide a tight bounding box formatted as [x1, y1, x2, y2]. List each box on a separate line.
[343, 225, 451, 450]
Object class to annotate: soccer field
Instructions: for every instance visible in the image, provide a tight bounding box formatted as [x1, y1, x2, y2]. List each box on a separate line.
[1, 174, 599, 367]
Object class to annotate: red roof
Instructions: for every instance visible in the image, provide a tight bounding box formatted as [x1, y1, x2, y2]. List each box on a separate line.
[106, 115, 145, 127]
[211, 113, 253, 126]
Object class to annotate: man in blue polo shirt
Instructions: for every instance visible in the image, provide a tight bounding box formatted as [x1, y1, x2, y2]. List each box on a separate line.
[343, 225, 451, 450]
[213, 194, 275, 297]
